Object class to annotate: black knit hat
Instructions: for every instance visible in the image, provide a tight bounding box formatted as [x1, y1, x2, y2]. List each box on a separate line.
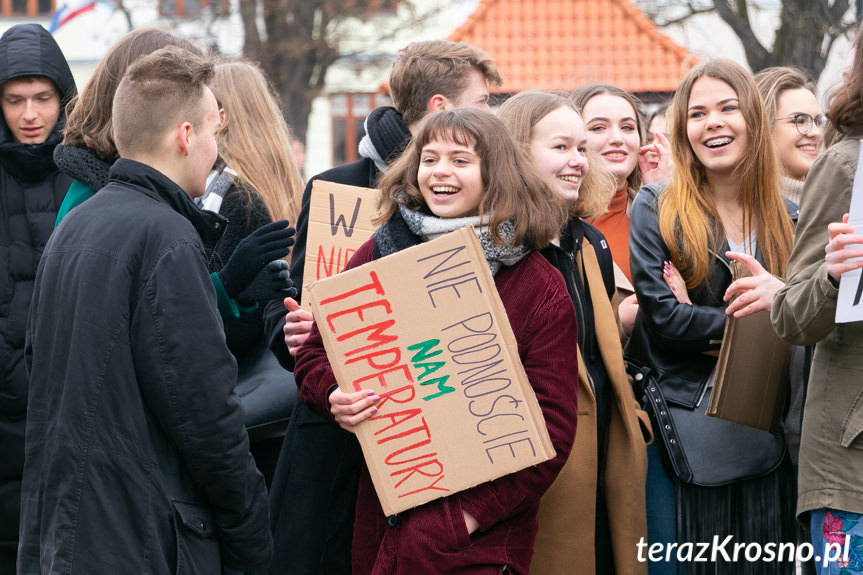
[365, 106, 412, 164]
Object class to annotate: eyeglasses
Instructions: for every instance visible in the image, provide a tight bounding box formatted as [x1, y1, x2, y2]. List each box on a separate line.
[777, 113, 827, 136]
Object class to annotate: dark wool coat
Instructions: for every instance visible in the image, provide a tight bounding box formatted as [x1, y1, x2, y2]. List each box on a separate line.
[19, 159, 272, 574]
[264, 157, 379, 575]
[294, 229, 580, 575]
[0, 23, 76, 569]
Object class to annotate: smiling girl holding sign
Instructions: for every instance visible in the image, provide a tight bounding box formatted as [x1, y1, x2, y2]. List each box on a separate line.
[293, 108, 579, 575]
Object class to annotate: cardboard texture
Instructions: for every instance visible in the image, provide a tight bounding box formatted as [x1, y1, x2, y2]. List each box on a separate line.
[305, 228, 555, 515]
[707, 260, 792, 433]
[302, 180, 378, 288]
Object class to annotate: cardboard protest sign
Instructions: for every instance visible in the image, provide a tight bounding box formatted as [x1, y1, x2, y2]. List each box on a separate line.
[302, 180, 378, 288]
[304, 227, 555, 515]
[836, 141, 863, 323]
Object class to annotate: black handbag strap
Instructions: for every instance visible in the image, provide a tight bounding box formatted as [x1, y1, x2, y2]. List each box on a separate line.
[629, 362, 693, 484]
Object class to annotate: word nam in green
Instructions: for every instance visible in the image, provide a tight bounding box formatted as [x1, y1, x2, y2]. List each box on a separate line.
[407, 339, 454, 401]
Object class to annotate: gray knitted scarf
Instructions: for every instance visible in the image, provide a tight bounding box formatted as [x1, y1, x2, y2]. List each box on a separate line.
[385, 203, 529, 276]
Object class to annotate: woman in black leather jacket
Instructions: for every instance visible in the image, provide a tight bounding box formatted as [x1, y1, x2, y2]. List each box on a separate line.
[626, 59, 797, 575]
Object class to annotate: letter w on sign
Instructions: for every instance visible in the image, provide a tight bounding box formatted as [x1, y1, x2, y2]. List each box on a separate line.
[331, 194, 361, 237]
[304, 180, 379, 288]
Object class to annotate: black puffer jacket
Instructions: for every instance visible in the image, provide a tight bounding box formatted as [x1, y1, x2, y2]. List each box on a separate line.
[0, 23, 75, 565]
[20, 159, 272, 573]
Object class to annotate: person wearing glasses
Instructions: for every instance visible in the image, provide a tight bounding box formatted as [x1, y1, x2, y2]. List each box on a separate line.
[754, 66, 823, 575]
[755, 67, 825, 207]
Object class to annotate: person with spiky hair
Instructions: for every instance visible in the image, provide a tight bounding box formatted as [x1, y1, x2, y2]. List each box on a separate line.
[19, 47, 272, 574]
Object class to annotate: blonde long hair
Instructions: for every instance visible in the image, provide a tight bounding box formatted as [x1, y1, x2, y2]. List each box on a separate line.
[497, 90, 616, 219]
[659, 59, 793, 288]
[209, 60, 302, 225]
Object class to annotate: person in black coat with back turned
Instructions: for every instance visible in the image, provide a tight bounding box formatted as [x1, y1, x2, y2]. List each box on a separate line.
[0, 23, 76, 572]
[19, 47, 272, 574]
[263, 40, 502, 574]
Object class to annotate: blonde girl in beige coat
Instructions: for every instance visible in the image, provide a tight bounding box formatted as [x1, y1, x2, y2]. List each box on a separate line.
[499, 90, 652, 575]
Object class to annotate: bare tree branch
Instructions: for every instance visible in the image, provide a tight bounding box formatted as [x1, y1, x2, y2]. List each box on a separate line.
[713, 0, 770, 70]
[113, 0, 133, 31]
[239, 0, 262, 61]
[642, 0, 854, 82]
[236, 0, 439, 141]
[658, 4, 716, 26]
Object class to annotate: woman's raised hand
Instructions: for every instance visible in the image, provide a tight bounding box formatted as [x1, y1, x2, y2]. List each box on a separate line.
[723, 252, 785, 317]
[639, 131, 672, 186]
[825, 214, 863, 283]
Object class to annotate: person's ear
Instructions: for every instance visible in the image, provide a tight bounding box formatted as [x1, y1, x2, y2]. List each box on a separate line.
[428, 93, 449, 112]
[177, 121, 193, 157]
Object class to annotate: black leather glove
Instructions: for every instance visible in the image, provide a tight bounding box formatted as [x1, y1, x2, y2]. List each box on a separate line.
[236, 260, 297, 307]
[217, 220, 295, 299]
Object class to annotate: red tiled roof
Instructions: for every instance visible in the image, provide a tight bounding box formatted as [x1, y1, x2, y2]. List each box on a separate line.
[447, 0, 697, 94]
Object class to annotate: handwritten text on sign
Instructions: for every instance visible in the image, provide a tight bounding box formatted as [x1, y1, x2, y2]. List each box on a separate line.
[307, 229, 553, 514]
[303, 180, 377, 288]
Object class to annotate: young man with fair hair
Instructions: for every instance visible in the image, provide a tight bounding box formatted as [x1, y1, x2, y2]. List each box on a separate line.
[19, 47, 272, 574]
[264, 39, 502, 575]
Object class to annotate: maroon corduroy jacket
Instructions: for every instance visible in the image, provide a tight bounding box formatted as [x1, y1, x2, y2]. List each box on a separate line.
[295, 238, 579, 575]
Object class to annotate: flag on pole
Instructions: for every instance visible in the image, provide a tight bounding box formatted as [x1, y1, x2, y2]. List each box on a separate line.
[48, 0, 100, 34]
